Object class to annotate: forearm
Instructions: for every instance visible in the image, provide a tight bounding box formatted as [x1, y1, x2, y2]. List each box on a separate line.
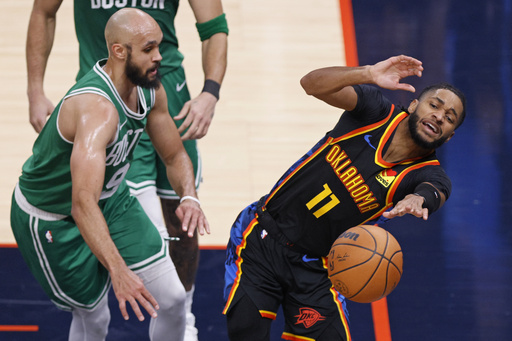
[201, 32, 228, 85]
[164, 150, 198, 199]
[71, 192, 126, 272]
[300, 65, 373, 97]
[26, 6, 57, 98]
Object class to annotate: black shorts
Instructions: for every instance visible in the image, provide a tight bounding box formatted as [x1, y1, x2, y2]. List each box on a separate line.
[224, 201, 351, 340]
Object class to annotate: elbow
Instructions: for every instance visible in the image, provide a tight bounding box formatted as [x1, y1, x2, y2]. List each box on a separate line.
[300, 75, 315, 96]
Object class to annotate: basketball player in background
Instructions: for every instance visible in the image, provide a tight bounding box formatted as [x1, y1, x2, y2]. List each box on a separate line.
[12, 9, 209, 340]
[26, 1, 228, 339]
[223, 55, 466, 340]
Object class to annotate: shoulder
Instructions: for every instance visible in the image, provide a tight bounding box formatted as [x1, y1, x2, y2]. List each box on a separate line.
[60, 93, 119, 142]
[346, 85, 393, 121]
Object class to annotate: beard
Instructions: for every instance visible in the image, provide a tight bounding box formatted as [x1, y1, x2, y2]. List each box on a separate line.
[408, 109, 449, 150]
[125, 53, 161, 89]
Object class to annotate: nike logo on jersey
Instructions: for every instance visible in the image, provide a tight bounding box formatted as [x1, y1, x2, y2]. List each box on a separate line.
[302, 255, 319, 263]
[364, 134, 376, 150]
[176, 80, 187, 92]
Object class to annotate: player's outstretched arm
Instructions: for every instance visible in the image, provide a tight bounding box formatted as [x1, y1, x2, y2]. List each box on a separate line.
[300, 55, 423, 111]
[382, 182, 447, 221]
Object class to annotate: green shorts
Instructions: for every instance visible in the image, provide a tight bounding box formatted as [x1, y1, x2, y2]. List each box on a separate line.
[125, 66, 202, 199]
[11, 183, 166, 311]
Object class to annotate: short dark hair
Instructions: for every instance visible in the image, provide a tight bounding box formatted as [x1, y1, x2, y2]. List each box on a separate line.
[418, 83, 467, 129]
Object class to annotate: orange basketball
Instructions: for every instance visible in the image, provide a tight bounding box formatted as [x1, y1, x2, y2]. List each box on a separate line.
[327, 225, 403, 303]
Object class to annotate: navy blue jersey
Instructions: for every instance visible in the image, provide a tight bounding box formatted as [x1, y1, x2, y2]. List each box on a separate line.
[264, 85, 451, 257]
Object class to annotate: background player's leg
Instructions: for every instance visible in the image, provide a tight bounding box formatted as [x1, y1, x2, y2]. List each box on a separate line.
[69, 294, 110, 341]
[134, 187, 169, 239]
[161, 198, 200, 341]
[140, 258, 187, 341]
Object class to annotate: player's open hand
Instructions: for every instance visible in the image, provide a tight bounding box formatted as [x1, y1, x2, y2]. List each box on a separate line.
[175, 198, 210, 237]
[110, 266, 160, 321]
[175, 92, 217, 140]
[368, 55, 424, 93]
[382, 193, 429, 220]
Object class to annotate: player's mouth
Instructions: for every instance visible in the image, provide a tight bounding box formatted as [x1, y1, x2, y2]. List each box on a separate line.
[147, 63, 160, 77]
[421, 119, 440, 137]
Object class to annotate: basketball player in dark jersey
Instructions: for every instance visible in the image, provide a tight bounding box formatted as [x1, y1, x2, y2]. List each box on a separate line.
[223, 55, 466, 341]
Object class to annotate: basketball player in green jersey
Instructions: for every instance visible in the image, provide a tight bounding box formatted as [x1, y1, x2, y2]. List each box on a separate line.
[13, 9, 209, 340]
[26, 1, 228, 338]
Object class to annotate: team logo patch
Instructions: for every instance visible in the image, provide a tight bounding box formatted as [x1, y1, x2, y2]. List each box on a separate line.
[294, 307, 326, 328]
[376, 169, 397, 188]
[45, 230, 53, 243]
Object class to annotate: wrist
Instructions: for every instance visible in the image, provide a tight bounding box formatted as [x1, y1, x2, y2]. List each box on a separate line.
[413, 183, 441, 213]
[201, 79, 220, 100]
[367, 65, 376, 83]
[180, 195, 201, 206]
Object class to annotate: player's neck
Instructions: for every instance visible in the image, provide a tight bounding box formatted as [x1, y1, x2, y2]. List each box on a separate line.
[103, 60, 139, 111]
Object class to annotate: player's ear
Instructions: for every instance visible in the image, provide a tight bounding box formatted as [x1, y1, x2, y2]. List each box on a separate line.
[444, 131, 455, 144]
[111, 43, 127, 60]
[408, 99, 419, 113]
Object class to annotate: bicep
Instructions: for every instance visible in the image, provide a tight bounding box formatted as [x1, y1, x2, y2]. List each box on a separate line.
[67, 97, 119, 201]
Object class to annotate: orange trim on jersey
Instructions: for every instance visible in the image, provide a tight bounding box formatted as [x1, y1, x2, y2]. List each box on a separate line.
[260, 310, 277, 320]
[374, 112, 430, 168]
[265, 138, 333, 204]
[331, 104, 395, 144]
[372, 297, 392, 341]
[0, 325, 39, 332]
[222, 218, 259, 315]
[385, 160, 440, 204]
[282, 332, 316, 341]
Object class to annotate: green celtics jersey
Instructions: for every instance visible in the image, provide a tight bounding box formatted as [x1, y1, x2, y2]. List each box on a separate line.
[74, 0, 182, 80]
[18, 59, 155, 215]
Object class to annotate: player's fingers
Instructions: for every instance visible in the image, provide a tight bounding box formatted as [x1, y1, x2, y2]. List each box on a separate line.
[138, 293, 159, 319]
[422, 208, 429, 220]
[187, 213, 200, 238]
[118, 299, 129, 320]
[174, 101, 191, 121]
[180, 207, 193, 233]
[144, 290, 160, 312]
[396, 83, 416, 93]
[203, 216, 211, 235]
[127, 297, 145, 322]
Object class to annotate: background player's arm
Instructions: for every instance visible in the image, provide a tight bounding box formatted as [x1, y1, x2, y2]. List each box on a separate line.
[300, 55, 424, 111]
[147, 87, 210, 237]
[64, 95, 159, 322]
[175, 0, 228, 140]
[26, 0, 64, 133]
